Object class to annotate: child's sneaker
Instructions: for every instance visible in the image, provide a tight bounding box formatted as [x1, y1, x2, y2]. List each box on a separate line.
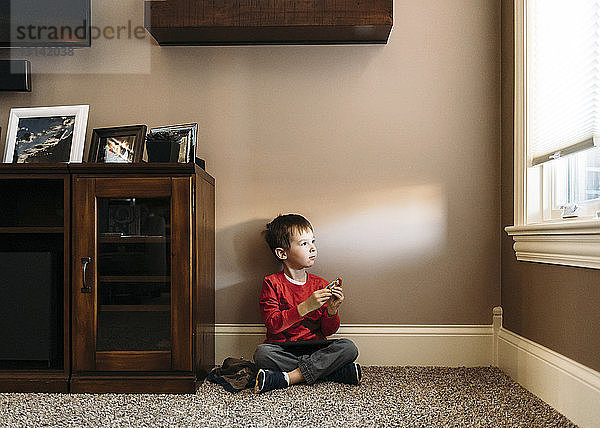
[254, 369, 288, 393]
[323, 362, 362, 385]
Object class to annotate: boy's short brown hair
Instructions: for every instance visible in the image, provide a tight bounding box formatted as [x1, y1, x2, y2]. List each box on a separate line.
[264, 214, 313, 256]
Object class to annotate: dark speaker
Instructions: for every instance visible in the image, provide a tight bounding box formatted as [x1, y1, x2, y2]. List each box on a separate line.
[0, 252, 55, 362]
[0, 59, 31, 92]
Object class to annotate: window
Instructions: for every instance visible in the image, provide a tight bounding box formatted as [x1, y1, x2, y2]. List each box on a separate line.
[551, 149, 600, 213]
[527, 147, 600, 223]
[506, 0, 600, 270]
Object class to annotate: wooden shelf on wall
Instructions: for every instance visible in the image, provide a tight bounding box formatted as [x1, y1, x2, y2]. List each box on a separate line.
[144, 0, 393, 45]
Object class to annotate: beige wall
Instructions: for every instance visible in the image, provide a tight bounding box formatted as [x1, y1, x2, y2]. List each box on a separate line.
[500, 0, 600, 372]
[0, 0, 501, 325]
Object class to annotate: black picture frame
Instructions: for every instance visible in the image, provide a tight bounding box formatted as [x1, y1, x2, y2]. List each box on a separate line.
[146, 123, 197, 163]
[88, 125, 147, 163]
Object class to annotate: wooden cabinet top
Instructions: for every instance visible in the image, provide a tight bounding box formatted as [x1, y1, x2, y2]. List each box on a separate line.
[0, 163, 214, 185]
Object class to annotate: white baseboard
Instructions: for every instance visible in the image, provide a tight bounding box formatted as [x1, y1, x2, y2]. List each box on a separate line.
[498, 327, 600, 428]
[216, 309, 599, 427]
[215, 323, 494, 367]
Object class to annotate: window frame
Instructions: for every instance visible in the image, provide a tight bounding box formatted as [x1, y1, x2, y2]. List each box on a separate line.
[506, 0, 600, 270]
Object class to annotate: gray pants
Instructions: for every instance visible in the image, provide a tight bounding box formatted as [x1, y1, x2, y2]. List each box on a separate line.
[253, 338, 358, 384]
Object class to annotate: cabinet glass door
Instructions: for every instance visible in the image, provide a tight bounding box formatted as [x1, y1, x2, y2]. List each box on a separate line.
[96, 197, 171, 353]
[72, 176, 192, 373]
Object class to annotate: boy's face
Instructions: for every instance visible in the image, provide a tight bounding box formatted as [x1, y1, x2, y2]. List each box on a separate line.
[276, 228, 317, 270]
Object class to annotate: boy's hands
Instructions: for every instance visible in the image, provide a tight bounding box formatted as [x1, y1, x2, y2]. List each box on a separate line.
[296, 282, 345, 317]
[327, 286, 344, 316]
[297, 288, 332, 317]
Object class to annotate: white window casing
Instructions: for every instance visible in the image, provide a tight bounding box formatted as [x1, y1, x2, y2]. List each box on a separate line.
[506, 0, 600, 270]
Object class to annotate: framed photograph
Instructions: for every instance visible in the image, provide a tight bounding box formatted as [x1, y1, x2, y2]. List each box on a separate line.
[3, 105, 89, 163]
[88, 125, 147, 163]
[146, 123, 197, 163]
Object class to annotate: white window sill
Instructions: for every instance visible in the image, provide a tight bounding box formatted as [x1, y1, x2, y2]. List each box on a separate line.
[505, 218, 600, 269]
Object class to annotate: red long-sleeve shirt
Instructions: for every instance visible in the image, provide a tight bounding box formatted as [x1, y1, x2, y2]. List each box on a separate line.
[259, 271, 340, 343]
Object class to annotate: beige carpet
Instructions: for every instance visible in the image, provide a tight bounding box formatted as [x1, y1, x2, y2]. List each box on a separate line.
[0, 367, 576, 427]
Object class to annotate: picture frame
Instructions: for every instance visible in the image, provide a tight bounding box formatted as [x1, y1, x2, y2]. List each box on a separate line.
[146, 123, 197, 163]
[88, 125, 147, 163]
[3, 105, 89, 163]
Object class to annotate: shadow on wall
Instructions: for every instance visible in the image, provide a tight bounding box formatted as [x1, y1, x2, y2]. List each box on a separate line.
[216, 218, 280, 323]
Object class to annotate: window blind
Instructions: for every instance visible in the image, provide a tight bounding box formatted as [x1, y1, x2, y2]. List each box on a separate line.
[529, 0, 600, 166]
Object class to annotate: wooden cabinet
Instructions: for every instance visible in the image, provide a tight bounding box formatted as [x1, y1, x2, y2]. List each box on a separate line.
[144, 0, 393, 45]
[0, 164, 215, 393]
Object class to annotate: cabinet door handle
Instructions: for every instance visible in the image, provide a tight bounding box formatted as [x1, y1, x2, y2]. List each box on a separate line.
[81, 257, 92, 293]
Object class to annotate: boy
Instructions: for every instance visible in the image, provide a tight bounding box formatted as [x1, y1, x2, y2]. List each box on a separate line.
[253, 213, 361, 394]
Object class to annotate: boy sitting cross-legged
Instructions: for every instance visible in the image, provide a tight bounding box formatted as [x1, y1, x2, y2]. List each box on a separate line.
[253, 213, 361, 394]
